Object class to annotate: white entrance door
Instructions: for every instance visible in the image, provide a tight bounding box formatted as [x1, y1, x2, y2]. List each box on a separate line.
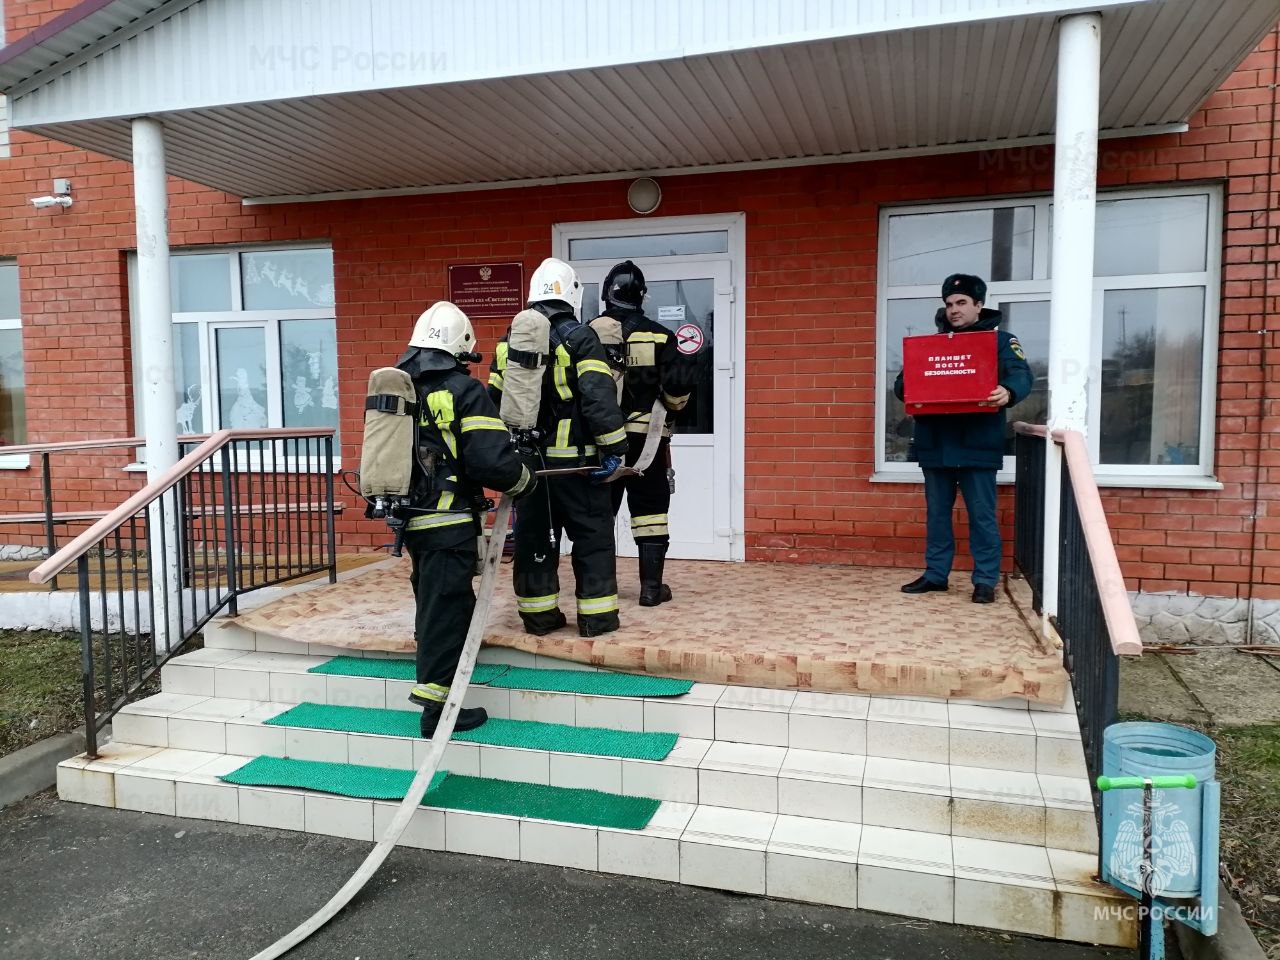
[573, 258, 735, 561]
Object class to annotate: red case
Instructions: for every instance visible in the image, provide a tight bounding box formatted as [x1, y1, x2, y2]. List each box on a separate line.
[902, 330, 998, 415]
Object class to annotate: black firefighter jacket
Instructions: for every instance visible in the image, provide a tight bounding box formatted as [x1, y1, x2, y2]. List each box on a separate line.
[599, 305, 697, 437]
[893, 308, 1034, 471]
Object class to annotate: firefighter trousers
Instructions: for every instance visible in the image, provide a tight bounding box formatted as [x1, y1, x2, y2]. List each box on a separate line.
[611, 435, 671, 545]
[513, 470, 619, 634]
[405, 526, 476, 701]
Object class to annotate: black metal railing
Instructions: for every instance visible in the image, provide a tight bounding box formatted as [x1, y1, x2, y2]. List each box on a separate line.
[1013, 429, 1046, 612]
[1012, 423, 1142, 841]
[29, 430, 338, 756]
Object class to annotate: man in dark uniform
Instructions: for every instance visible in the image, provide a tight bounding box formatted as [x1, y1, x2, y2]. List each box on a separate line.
[489, 258, 630, 637]
[396, 301, 536, 736]
[894, 274, 1033, 603]
[595, 260, 696, 606]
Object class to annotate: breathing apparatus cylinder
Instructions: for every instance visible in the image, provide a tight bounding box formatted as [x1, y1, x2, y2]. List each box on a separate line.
[499, 308, 551, 432]
[588, 315, 626, 403]
[360, 367, 418, 554]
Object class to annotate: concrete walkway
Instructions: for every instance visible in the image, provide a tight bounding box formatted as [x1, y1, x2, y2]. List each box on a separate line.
[0, 791, 1128, 960]
[1120, 648, 1280, 727]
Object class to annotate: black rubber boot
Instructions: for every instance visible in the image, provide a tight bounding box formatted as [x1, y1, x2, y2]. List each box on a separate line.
[578, 611, 621, 638]
[419, 701, 488, 738]
[521, 608, 568, 637]
[638, 542, 673, 607]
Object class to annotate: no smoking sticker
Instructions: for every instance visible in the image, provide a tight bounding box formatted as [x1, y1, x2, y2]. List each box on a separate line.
[675, 323, 704, 355]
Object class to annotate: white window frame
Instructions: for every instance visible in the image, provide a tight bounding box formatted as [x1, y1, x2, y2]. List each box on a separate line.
[0, 256, 28, 470]
[873, 185, 1223, 489]
[128, 243, 339, 472]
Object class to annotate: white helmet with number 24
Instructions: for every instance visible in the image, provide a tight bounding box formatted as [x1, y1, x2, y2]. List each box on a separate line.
[527, 257, 583, 314]
[408, 301, 476, 357]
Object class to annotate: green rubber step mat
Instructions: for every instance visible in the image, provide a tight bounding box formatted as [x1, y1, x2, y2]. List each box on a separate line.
[264, 702, 679, 761]
[220, 756, 660, 830]
[308, 655, 693, 698]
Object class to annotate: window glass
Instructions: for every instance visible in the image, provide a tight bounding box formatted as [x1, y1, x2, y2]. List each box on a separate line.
[280, 318, 340, 441]
[887, 207, 1033, 285]
[997, 300, 1050, 452]
[216, 327, 269, 429]
[883, 297, 938, 463]
[0, 262, 18, 319]
[0, 328, 26, 446]
[171, 253, 232, 312]
[1099, 287, 1205, 466]
[1094, 195, 1208, 277]
[646, 279, 715, 435]
[568, 231, 728, 260]
[173, 323, 203, 434]
[578, 283, 601, 322]
[241, 249, 336, 310]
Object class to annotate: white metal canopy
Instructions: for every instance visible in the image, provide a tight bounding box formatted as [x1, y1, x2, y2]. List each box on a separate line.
[1, 0, 1277, 200]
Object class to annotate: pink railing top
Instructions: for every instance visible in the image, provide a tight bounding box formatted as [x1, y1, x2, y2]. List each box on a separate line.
[28, 428, 335, 586]
[2, 436, 146, 455]
[1011, 421, 1143, 656]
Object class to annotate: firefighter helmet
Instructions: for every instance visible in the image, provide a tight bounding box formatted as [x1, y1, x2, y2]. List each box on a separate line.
[602, 260, 646, 310]
[527, 258, 583, 314]
[408, 301, 476, 357]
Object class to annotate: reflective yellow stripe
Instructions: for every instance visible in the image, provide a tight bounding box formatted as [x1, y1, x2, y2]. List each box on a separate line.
[577, 594, 619, 615]
[411, 683, 450, 703]
[552, 345, 571, 400]
[488, 371, 504, 389]
[628, 332, 668, 343]
[438, 491, 455, 511]
[405, 513, 472, 532]
[545, 444, 596, 458]
[661, 390, 690, 411]
[576, 358, 612, 378]
[495, 342, 509, 371]
[507, 464, 533, 496]
[517, 593, 560, 613]
[423, 390, 457, 458]
[631, 514, 667, 528]
[461, 415, 507, 433]
[555, 418, 571, 450]
[595, 427, 626, 447]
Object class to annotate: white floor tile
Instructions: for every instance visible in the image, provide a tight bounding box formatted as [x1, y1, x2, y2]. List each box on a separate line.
[717, 687, 796, 711]
[167, 717, 227, 754]
[508, 689, 576, 725]
[445, 810, 520, 858]
[270, 671, 329, 704]
[954, 877, 1055, 937]
[226, 721, 286, 758]
[239, 786, 304, 831]
[778, 777, 862, 822]
[203, 620, 256, 650]
[769, 815, 861, 860]
[1046, 807, 1099, 854]
[174, 648, 247, 667]
[284, 728, 348, 764]
[326, 675, 388, 709]
[949, 729, 1036, 772]
[949, 765, 1042, 804]
[1056, 890, 1138, 947]
[866, 720, 950, 764]
[767, 852, 858, 908]
[461, 685, 510, 718]
[82, 743, 164, 770]
[479, 746, 551, 785]
[127, 692, 209, 715]
[176, 780, 239, 822]
[683, 805, 775, 847]
[163, 663, 217, 697]
[549, 754, 623, 793]
[863, 756, 950, 792]
[715, 707, 789, 746]
[130, 748, 221, 775]
[862, 786, 950, 834]
[348, 733, 413, 769]
[952, 836, 1054, 884]
[476, 647, 537, 668]
[700, 741, 787, 774]
[952, 797, 1046, 845]
[788, 713, 867, 755]
[214, 667, 272, 702]
[1030, 710, 1081, 737]
[56, 764, 115, 807]
[622, 762, 699, 803]
[112, 711, 169, 747]
[1037, 773, 1094, 808]
[858, 824, 952, 874]
[255, 633, 311, 655]
[791, 691, 870, 719]
[521, 820, 598, 870]
[373, 802, 445, 850]
[699, 769, 777, 813]
[385, 680, 417, 711]
[948, 703, 1037, 734]
[681, 841, 766, 894]
[305, 794, 373, 840]
[867, 697, 949, 725]
[115, 770, 176, 815]
[858, 864, 953, 922]
[575, 695, 645, 732]
[781, 749, 865, 784]
[682, 683, 728, 705]
[664, 738, 712, 767]
[643, 700, 713, 739]
[598, 831, 680, 882]
[1037, 737, 1089, 778]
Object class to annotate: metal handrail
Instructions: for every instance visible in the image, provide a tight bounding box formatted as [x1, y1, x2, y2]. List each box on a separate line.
[29, 428, 335, 585]
[0, 436, 146, 455]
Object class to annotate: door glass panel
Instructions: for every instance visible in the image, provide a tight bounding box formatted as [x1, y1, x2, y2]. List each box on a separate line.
[0, 328, 26, 446]
[644, 278, 714, 435]
[883, 297, 938, 462]
[578, 283, 601, 322]
[171, 253, 232, 312]
[0, 262, 19, 319]
[173, 322, 203, 434]
[998, 301, 1049, 453]
[569, 231, 728, 260]
[280, 318, 340, 442]
[1100, 287, 1205, 465]
[887, 207, 1034, 285]
[215, 327, 269, 429]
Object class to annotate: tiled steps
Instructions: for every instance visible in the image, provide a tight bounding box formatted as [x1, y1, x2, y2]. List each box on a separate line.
[55, 743, 1134, 946]
[112, 690, 1098, 853]
[198, 620, 1090, 779]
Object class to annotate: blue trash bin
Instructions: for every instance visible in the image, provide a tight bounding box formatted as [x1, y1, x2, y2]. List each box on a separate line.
[1101, 722, 1216, 899]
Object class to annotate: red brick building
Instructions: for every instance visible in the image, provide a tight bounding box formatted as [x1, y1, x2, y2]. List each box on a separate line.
[1, 0, 1278, 643]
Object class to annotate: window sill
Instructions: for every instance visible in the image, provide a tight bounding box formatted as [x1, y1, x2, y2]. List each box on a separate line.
[125, 458, 344, 475]
[0, 454, 31, 470]
[870, 470, 1224, 491]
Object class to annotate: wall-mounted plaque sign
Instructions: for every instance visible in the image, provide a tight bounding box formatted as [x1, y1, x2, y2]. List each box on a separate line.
[447, 262, 524, 317]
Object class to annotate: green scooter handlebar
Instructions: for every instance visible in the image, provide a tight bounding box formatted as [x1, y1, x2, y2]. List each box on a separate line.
[1096, 774, 1197, 792]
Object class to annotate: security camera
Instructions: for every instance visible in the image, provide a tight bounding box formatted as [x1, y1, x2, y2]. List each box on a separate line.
[30, 195, 73, 209]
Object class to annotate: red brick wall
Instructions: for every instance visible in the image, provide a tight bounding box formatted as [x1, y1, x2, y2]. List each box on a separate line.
[1, 5, 1277, 600]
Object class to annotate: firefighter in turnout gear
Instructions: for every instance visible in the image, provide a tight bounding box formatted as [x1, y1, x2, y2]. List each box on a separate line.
[397, 301, 536, 737]
[595, 260, 695, 606]
[489, 258, 630, 637]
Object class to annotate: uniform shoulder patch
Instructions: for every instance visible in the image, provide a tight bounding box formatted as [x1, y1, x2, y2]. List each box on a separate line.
[1008, 336, 1026, 360]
